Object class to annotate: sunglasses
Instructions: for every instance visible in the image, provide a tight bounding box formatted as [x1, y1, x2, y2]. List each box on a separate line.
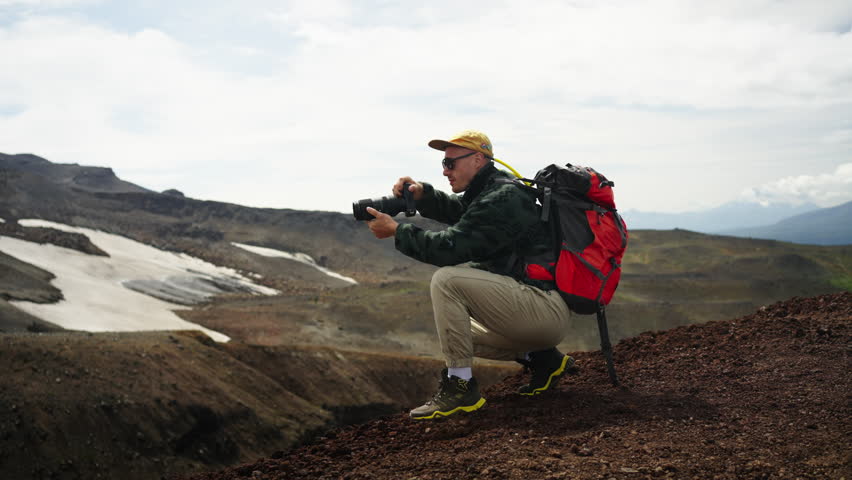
[441, 151, 477, 170]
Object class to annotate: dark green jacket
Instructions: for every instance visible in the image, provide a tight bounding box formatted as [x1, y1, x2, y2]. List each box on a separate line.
[394, 163, 556, 291]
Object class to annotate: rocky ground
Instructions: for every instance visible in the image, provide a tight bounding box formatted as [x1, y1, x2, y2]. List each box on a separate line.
[0, 221, 107, 257]
[0, 330, 513, 480]
[181, 292, 851, 480]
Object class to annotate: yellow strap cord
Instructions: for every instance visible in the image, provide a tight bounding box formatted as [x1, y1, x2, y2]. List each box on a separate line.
[493, 158, 530, 185]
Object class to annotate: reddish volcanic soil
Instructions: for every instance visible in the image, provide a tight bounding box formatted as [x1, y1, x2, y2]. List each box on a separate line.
[181, 292, 851, 480]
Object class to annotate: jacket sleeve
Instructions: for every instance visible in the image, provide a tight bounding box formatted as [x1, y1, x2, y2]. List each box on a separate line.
[413, 182, 466, 225]
[394, 184, 538, 267]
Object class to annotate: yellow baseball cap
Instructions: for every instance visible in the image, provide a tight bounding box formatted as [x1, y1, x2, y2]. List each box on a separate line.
[428, 130, 494, 158]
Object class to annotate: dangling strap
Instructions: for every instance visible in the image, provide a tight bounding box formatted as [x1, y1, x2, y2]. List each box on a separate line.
[596, 305, 620, 387]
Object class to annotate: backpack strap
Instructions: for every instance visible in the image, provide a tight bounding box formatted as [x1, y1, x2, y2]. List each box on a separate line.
[554, 197, 608, 214]
[503, 251, 519, 276]
[596, 305, 620, 386]
[541, 186, 552, 221]
[572, 254, 621, 304]
[493, 177, 536, 191]
[493, 177, 543, 279]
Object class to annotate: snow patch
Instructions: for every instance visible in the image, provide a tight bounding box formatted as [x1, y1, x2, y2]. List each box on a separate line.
[1, 220, 280, 342]
[231, 242, 358, 285]
[0, 218, 5, 223]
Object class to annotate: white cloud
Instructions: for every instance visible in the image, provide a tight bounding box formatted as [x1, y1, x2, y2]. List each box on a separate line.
[821, 128, 852, 145]
[0, 0, 95, 5]
[677, 0, 852, 33]
[740, 163, 852, 207]
[0, 1, 850, 213]
[264, 0, 353, 25]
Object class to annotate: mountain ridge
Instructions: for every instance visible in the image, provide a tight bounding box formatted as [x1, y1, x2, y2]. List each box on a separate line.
[620, 200, 820, 232]
[0, 152, 442, 290]
[0, 152, 151, 194]
[720, 200, 852, 245]
[621, 199, 852, 245]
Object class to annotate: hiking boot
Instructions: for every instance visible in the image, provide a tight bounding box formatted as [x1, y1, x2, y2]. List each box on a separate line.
[409, 369, 486, 420]
[517, 348, 577, 396]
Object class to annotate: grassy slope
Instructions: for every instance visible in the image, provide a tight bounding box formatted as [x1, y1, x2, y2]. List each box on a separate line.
[184, 229, 851, 356]
[178, 280, 438, 355]
[586, 229, 851, 350]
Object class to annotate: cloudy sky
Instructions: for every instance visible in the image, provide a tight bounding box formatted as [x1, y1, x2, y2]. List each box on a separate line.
[1, 0, 851, 214]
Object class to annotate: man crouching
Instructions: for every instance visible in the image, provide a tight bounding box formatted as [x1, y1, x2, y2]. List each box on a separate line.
[365, 130, 575, 420]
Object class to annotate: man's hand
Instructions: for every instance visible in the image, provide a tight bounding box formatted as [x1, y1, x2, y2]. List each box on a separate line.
[393, 177, 424, 201]
[366, 207, 399, 239]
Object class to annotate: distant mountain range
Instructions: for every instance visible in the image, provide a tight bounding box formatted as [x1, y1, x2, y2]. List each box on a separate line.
[720, 201, 852, 246]
[621, 200, 851, 245]
[621, 201, 819, 231]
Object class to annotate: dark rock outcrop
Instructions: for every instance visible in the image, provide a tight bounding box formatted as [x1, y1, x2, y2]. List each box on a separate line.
[0, 221, 108, 257]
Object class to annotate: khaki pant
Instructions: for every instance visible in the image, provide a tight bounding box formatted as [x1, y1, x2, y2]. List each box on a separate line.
[430, 266, 572, 368]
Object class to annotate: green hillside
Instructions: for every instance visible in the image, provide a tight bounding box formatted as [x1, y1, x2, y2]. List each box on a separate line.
[181, 229, 850, 358]
[574, 229, 851, 350]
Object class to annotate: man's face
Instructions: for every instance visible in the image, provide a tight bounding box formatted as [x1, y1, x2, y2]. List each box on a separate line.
[442, 146, 484, 193]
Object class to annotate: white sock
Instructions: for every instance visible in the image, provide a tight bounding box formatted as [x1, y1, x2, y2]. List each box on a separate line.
[447, 367, 472, 380]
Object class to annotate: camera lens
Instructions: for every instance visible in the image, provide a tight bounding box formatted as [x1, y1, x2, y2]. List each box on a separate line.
[352, 195, 405, 221]
[352, 183, 416, 221]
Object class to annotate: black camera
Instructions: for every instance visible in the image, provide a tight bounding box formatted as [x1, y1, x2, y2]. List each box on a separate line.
[352, 183, 417, 221]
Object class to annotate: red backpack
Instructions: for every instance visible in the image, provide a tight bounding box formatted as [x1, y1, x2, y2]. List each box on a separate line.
[522, 163, 628, 314]
[506, 163, 628, 386]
